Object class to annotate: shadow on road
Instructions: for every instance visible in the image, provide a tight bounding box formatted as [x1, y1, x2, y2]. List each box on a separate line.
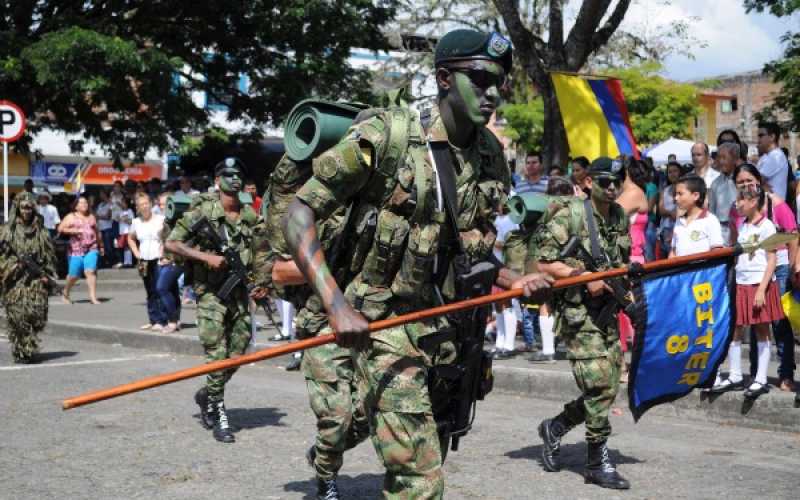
[284, 473, 383, 499]
[192, 406, 288, 431]
[36, 350, 78, 362]
[505, 442, 644, 477]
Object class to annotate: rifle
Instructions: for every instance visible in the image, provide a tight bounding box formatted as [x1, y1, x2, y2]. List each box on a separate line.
[188, 216, 278, 329]
[0, 240, 62, 294]
[62, 233, 797, 410]
[560, 235, 637, 329]
[427, 257, 497, 452]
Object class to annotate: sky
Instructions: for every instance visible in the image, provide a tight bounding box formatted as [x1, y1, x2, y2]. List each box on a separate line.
[618, 0, 798, 81]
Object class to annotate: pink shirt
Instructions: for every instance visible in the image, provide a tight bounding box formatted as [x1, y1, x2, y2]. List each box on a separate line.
[67, 215, 99, 256]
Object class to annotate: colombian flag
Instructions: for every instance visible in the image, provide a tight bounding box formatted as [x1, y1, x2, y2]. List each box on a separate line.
[551, 73, 639, 160]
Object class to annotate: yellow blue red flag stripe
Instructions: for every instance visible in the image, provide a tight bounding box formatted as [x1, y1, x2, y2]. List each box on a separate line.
[551, 73, 639, 160]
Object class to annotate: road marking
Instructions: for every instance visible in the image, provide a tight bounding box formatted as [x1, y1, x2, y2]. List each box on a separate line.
[0, 354, 171, 370]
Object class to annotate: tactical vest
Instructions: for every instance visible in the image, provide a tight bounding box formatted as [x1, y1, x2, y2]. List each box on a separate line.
[186, 194, 260, 297]
[342, 108, 508, 320]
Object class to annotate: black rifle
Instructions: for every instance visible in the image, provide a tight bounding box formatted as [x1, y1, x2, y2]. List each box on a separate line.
[560, 235, 636, 329]
[189, 216, 279, 329]
[0, 240, 62, 294]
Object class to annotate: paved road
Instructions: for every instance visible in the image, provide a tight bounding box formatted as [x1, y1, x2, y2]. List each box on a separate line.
[2, 336, 798, 500]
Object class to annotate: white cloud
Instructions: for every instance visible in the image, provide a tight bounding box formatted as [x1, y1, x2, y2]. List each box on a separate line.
[614, 0, 791, 81]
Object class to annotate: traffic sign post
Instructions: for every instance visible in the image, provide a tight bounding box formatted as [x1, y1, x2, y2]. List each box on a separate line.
[0, 100, 27, 221]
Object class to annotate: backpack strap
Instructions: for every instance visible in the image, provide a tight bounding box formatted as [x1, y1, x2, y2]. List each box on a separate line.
[583, 198, 603, 264]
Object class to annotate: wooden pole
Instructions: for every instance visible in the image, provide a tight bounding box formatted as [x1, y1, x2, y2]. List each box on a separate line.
[61, 245, 746, 410]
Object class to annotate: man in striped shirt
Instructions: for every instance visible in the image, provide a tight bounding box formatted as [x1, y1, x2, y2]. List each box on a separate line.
[514, 152, 549, 194]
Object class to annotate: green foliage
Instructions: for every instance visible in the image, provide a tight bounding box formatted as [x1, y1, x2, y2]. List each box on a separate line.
[0, 0, 396, 158]
[607, 63, 700, 144]
[499, 98, 544, 153]
[744, 0, 800, 131]
[744, 0, 800, 16]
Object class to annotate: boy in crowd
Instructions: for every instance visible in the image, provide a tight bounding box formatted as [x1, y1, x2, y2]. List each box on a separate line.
[669, 174, 724, 258]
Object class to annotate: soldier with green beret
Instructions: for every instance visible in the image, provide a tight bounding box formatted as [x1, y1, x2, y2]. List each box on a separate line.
[284, 28, 551, 498]
[165, 158, 271, 443]
[0, 191, 57, 363]
[515, 156, 632, 489]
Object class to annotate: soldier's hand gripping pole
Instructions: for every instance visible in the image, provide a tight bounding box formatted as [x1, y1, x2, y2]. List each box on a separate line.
[62, 233, 796, 410]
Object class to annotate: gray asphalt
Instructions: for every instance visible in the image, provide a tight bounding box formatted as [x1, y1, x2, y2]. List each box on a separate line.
[1, 335, 798, 500]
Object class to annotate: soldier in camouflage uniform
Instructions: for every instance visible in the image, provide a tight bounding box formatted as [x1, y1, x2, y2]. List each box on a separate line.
[165, 158, 270, 443]
[264, 155, 369, 499]
[0, 192, 57, 363]
[515, 157, 632, 489]
[283, 30, 551, 498]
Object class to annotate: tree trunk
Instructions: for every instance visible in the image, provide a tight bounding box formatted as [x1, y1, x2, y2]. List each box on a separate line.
[540, 78, 570, 169]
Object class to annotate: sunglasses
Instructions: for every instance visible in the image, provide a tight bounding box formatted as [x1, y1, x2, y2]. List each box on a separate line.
[594, 176, 622, 189]
[450, 68, 507, 90]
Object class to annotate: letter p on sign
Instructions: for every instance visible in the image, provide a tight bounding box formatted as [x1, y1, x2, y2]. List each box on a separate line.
[0, 101, 26, 143]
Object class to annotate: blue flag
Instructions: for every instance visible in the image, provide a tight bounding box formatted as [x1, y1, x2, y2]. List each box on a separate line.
[628, 260, 735, 420]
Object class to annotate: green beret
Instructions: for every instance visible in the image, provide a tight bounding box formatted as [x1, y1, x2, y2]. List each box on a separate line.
[14, 191, 37, 206]
[588, 157, 623, 176]
[435, 29, 512, 74]
[214, 157, 245, 177]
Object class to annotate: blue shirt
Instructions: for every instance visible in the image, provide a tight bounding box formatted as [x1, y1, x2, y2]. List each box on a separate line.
[514, 176, 549, 195]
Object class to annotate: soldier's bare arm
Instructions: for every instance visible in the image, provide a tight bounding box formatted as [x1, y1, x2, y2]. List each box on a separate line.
[283, 198, 369, 349]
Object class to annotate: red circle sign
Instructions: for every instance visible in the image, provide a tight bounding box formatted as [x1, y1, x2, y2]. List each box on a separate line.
[0, 100, 27, 143]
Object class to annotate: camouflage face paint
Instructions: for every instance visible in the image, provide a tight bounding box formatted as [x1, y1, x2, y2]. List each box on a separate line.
[219, 169, 242, 193]
[450, 61, 504, 127]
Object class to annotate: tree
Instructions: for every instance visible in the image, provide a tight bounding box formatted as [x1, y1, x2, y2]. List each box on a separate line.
[0, 1, 395, 161]
[607, 63, 699, 144]
[500, 98, 545, 153]
[493, 0, 633, 168]
[744, 0, 800, 131]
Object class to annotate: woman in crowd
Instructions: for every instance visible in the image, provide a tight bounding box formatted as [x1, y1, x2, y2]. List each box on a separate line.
[115, 196, 134, 267]
[58, 196, 103, 305]
[156, 192, 183, 333]
[730, 164, 797, 392]
[657, 162, 684, 258]
[128, 193, 167, 331]
[615, 157, 650, 381]
[95, 189, 116, 268]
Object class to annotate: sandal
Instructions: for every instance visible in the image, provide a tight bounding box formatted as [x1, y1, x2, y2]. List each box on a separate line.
[162, 323, 179, 334]
[271, 333, 291, 341]
[744, 382, 769, 398]
[61, 294, 73, 305]
[710, 377, 745, 393]
[140, 324, 153, 330]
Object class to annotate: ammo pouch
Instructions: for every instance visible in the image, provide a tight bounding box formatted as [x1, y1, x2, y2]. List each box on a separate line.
[391, 221, 441, 299]
[361, 209, 409, 287]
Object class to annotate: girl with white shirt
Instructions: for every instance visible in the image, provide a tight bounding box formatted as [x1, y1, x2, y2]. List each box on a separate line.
[128, 193, 167, 331]
[711, 185, 783, 398]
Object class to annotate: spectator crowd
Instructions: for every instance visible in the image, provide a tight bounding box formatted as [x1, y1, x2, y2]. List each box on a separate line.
[491, 122, 797, 396]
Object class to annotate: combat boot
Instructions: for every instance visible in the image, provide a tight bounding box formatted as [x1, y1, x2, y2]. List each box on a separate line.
[538, 415, 573, 472]
[584, 440, 630, 490]
[316, 477, 340, 500]
[212, 400, 235, 443]
[194, 387, 215, 430]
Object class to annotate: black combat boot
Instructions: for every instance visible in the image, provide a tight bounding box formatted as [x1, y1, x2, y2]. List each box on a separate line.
[316, 477, 340, 500]
[194, 387, 215, 430]
[584, 440, 630, 490]
[538, 415, 573, 472]
[212, 400, 235, 443]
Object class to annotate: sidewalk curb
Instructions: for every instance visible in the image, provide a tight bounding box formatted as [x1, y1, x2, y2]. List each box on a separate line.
[25, 318, 800, 433]
[491, 365, 800, 434]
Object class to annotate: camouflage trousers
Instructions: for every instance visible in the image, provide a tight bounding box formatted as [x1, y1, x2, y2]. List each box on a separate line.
[353, 322, 454, 500]
[560, 342, 622, 443]
[304, 343, 370, 480]
[4, 284, 48, 362]
[196, 293, 252, 400]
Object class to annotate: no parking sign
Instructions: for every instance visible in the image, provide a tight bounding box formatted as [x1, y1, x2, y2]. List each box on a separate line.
[0, 100, 26, 143]
[0, 100, 27, 220]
